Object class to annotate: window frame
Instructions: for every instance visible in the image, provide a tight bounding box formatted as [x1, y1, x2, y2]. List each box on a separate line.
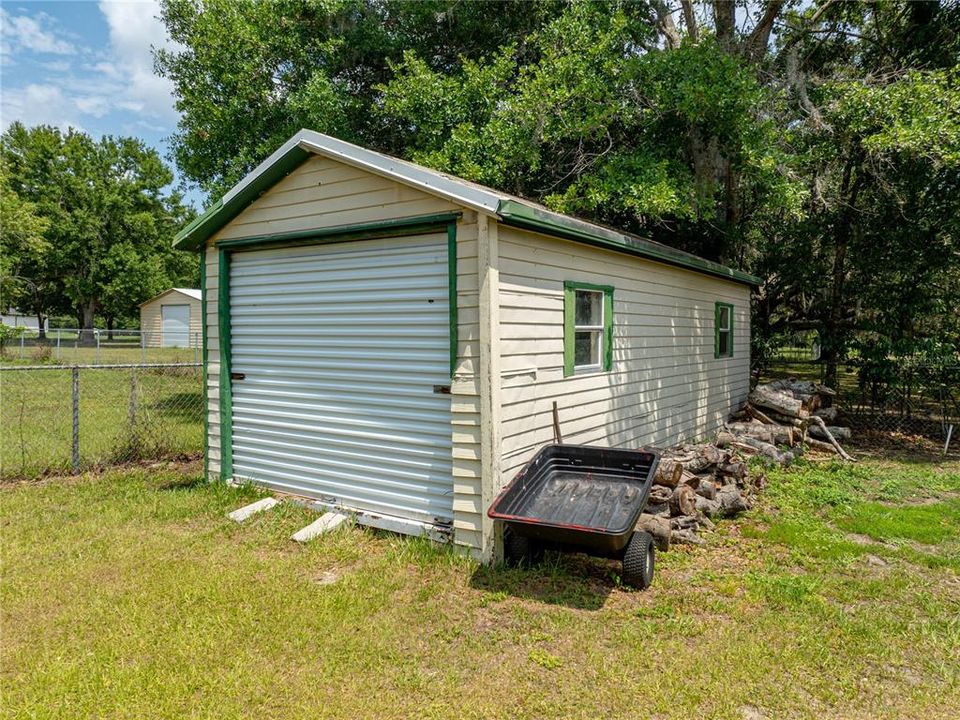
[715, 301, 734, 359]
[563, 281, 614, 376]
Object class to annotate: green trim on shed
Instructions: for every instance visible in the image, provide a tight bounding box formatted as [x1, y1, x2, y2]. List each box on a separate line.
[563, 281, 615, 376]
[217, 248, 233, 480]
[174, 146, 311, 251]
[214, 212, 461, 251]
[714, 301, 734, 359]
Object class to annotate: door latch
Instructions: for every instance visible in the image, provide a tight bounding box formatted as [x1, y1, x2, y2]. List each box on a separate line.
[230, 372, 246, 381]
[433, 384, 451, 394]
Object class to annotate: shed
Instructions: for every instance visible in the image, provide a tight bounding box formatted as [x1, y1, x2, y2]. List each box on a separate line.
[139, 288, 203, 348]
[174, 130, 759, 561]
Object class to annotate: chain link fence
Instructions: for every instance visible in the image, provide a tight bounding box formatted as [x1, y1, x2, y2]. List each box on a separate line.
[1, 363, 204, 480]
[1, 328, 202, 366]
[845, 362, 960, 439]
[764, 355, 959, 441]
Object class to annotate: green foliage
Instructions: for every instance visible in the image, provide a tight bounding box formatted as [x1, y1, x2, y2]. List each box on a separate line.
[156, 0, 564, 197]
[0, 124, 197, 330]
[158, 0, 960, 375]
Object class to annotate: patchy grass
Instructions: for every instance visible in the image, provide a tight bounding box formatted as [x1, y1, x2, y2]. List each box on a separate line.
[2, 458, 959, 719]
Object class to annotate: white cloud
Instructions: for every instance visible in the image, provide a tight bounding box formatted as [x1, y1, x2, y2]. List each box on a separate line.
[0, 83, 85, 132]
[0, 8, 76, 56]
[98, 0, 179, 121]
[1, 2, 180, 135]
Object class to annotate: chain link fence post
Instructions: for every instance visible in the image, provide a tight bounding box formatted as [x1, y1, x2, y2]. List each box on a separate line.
[71, 366, 80, 473]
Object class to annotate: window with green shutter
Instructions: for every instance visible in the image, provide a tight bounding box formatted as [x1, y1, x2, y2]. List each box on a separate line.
[564, 282, 614, 376]
[715, 302, 734, 358]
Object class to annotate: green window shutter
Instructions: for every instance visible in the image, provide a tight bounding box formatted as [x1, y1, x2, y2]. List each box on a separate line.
[714, 302, 722, 358]
[603, 288, 614, 371]
[728, 304, 734, 359]
[564, 281, 615, 376]
[714, 302, 734, 359]
[563, 283, 576, 377]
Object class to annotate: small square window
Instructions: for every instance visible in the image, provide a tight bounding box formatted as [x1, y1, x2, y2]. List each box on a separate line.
[715, 302, 734, 358]
[564, 283, 614, 376]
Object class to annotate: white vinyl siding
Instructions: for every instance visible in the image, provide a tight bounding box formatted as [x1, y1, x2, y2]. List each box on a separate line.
[496, 225, 750, 484]
[216, 155, 458, 240]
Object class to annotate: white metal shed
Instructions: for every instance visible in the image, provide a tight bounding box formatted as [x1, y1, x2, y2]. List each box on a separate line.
[174, 130, 758, 560]
[139, 288, 202, 348]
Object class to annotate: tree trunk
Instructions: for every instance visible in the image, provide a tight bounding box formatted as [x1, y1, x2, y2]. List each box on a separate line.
[822, 154, 862, 389]
[107, 316, 114, 341]
[36, 312, 46, 340]
[79, 299, 97, 346]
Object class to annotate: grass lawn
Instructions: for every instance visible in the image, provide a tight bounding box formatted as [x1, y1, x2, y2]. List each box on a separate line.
[0, 367, 202, 479]
[2, 456, 959, 719]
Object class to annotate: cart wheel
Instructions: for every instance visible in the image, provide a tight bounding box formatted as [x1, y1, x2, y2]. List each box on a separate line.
[503, 528, 544, 567]
[622, 531, 655, 590]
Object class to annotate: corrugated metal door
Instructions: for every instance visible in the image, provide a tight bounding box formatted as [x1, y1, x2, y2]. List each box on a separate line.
[228, 233, 453, 525]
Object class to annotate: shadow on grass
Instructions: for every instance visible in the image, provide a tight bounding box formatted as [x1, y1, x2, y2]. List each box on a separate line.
[469, 552, 618, 610]
[148, 392, 203, 421]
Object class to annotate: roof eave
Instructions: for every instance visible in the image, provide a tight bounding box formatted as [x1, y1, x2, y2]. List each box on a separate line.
[495, 200, 761, 287]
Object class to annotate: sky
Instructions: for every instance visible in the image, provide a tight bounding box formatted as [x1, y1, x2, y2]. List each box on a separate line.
[0, 0, 202, 205]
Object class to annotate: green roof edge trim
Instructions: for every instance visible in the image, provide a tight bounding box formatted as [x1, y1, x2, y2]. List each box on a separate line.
[496, 200, 761, 287]
[173, 146, 312, 251]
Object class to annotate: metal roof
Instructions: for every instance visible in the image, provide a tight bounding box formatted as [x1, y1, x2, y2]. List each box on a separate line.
[139, 287, 202, 307]
[174, 129, 760, 286]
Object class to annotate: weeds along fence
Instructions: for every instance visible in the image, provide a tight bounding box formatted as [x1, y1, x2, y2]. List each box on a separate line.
[0, 363, 203, 480]
[0, 328, 202, 366]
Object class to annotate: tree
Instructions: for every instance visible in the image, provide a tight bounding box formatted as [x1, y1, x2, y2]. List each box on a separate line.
[0, 123, 197, 341]
[158, 0, 960, 387]
[0, 165, 58, 338]
[156, 0, 564, 198]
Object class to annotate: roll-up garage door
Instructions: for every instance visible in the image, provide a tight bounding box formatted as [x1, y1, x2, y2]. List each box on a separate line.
[228, 233, 453, 526]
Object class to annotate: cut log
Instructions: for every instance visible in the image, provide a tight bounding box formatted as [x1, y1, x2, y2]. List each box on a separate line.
[652, 459, 684, 488]
[695, 478, 717, 500]
[738, 435, 792, 466]
[806, 437, 838, 454]
[648, 485, 674, 505]
[717, 461, 748, 483]
[729, 441, 760, 455]
[671, 515, 699, 530]
[716, 484, 752, 516]
[746, 403, 778, 425]
[695, 495, 721, 518]
[635, 513, 671, 551]
[669, 484, 697, 517]
[808, 424, 851, 441]
[645, 501, 670, 517]
[748, 385, 809, 418]
[679, 469, 700, 487]
[808, 415, 856, 462]
[725, 422, 795, 446]
[813, 406, 839, 423]
[671, 528, 705, 546]
[715, 430, 737, 448]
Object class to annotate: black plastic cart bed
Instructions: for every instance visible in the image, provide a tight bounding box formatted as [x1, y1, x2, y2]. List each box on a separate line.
[488, 445, 660, 589]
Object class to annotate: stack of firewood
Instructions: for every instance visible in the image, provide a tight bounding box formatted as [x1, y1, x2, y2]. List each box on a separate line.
[637, 440, 763, 549]
[637, 378, 855, 549]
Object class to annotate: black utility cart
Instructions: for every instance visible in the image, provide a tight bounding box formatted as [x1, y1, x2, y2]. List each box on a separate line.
[488, 445, 660, 590]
